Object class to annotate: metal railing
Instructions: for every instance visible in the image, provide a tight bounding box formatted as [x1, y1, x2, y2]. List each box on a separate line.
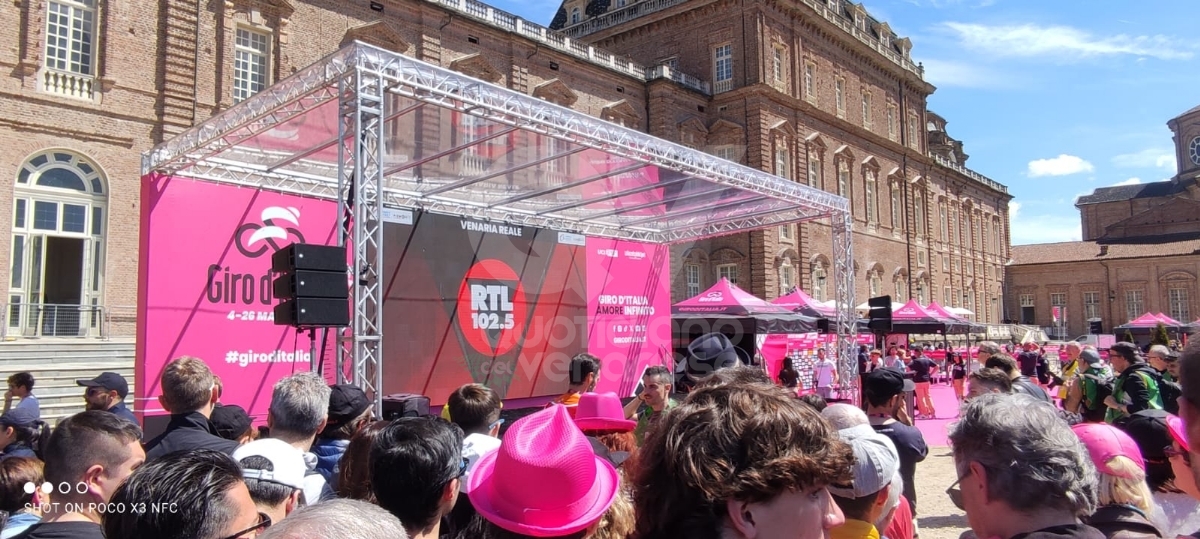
[644, 65, 711, 94]
[3, 303, 102, 339]
[422, 0, 712, 95]
[933, 155, 1008, 195]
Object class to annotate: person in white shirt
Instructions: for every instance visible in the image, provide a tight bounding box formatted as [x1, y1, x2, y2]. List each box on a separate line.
[813, 349, 839, 399]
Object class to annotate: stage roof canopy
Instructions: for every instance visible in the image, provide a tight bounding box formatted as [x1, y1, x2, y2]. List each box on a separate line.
[143, 42, 848, 244]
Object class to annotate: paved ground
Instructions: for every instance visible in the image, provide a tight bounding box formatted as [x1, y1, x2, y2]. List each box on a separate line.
[912, 383, 969, 539]
[914, 448, 969, 539]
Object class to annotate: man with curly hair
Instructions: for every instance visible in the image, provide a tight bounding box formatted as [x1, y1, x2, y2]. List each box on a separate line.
[629, 381, 853, 539]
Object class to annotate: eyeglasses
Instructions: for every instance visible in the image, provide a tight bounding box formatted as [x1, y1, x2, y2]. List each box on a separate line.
[946, 465, 976, 511]
[218, 512, 271, 539]
[1165, 445, 1192, 464]
[459, 457, 469, 477]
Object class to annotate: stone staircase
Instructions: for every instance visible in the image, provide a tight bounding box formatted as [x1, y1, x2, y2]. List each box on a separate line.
[0, 339, 135, 425]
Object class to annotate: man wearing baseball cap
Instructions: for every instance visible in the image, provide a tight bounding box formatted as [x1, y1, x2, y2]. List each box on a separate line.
[311, 384, 372, 490]
[863, 368, 927, 517]
[235, 438, 308, 525]
[1066, 348, 1112, 423]
[829, 425, 902, 539]
[76, 371, 137, 426]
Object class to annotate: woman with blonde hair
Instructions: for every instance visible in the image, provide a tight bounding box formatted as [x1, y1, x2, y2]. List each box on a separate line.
[1072, 423, 1164, 539]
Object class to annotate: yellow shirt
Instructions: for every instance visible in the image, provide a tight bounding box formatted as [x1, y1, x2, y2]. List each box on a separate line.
[1058, 359, 1079, 400]
[832, 519, 880, 539]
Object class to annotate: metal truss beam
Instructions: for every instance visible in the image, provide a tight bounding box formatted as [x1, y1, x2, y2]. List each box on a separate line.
[830, 212, 858, 406]
[535, 173, 697, 215]
[487, 163, 647, 207]
[421, 146, 587, 197]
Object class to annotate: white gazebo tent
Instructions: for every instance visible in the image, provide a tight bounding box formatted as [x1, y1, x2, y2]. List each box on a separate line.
[142, 43, 857, 412]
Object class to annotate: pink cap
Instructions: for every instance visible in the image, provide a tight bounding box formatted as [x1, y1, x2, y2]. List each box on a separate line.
[574, 392, 636, 433]
[1072, 423, 1144, 479]
[1167, 414, 1190, 452]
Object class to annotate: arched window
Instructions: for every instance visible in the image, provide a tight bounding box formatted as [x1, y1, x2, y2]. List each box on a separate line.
[570, 7, 580, 23]
[811, 263, 828, 302]
[11, 150, 107, 337]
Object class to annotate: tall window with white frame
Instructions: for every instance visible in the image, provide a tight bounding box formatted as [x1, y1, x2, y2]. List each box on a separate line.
[1125, 290, 1144, 323]
[811, 264, 827, 302]
[772, 46, 785, 87]
[804, 62, 816, 102]
[894, 276, 906, 302]
[775, 140, 790, 181]
[1170, 287, 1190, 323]
[1050, 293, 1067, 335]
[685, 263, 701, 297]
[944, 286, 952, 306]
[807, 148, 822, 188]
[907, 112, 920, 150]
[913, 192, 925, 237]
[864, 169, 877, 224]
[939, 204, 948, 241]
[1020, 294, 1035, 325]
[890, 186, 901, 230]
[835, 78, 846, 116]
[11, 151, 107, 337]
[887, 104, 897, 141]
[862, 92, 872, 128]
[837, 159, 849, 198]
[779, 261, 795, 292]
[43, 0, 97, 99]
[714, 44, 733, 93]
[234, 27, 270, 103]
[870, 273, 882, 297]
[917, 282, 927, 305]
[717, 263, 738, 286]
[570, 7, 580, 23]
[1083, 291, 1100, 322]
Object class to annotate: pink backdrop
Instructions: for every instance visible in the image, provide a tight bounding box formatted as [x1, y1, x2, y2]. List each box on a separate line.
[585, 238, 671, 397]
[137, 175, 339, 422]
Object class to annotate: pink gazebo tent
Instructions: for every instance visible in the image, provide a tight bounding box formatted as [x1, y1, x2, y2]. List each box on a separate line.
[674, 278, 795, 316]
[1118, 312, 1174, 330]
[771, 288, 836, 319]
[1155, 312, 1185, 327]
[888, 300, 956, 334]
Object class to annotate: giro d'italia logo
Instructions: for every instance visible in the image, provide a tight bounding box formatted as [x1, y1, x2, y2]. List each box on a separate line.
[234, 207, 306, 258]
[456, 259, 526, 357]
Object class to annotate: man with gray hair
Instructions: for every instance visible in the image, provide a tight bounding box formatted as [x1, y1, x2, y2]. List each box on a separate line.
[268, 372, 332, 504]
[259, 498, 409, 539]
[948, 393, 1103, 539]
[976, 341, 1003, 364]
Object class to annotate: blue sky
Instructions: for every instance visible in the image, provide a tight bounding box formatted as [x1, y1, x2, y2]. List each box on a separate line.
[485, 0, 1200, 245]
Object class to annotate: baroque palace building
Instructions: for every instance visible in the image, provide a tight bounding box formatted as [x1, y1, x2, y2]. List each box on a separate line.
[1007, 105, 1200, 339]
[0, 0, 1010, 338]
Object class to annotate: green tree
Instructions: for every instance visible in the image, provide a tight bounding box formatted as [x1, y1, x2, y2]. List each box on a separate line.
[1151, 322, 1170, 347]
[1123, 329, 1136, 343]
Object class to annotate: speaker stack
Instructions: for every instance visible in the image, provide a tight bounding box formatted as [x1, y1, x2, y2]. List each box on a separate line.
[271, 244, 350, 327]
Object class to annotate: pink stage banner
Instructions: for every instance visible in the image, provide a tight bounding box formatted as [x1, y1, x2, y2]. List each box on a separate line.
[137, 175, 339, 423]
[578, 149, 662, 217]
[586, 237, 671, 397]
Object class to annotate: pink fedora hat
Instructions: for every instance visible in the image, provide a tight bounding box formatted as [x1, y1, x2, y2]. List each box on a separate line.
[468, 404, 620, 537]
[574, 392, 636, 433]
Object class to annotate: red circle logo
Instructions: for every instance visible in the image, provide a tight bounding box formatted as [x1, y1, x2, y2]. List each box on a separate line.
[456, 260, 526, 357]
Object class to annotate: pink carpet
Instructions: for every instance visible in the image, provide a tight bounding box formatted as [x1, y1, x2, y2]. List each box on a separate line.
[913, 381, 962, 447]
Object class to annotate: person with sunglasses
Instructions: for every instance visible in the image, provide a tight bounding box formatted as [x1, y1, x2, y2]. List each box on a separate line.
[946, 393, 1103, 539]
[370, 416, 464, 539]
[102, 449, 268, 539]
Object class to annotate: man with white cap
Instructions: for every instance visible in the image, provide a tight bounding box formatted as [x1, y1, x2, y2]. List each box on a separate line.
[234, 438, 308, 526]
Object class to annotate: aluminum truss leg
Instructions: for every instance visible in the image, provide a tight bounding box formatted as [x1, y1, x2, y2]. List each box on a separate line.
[830, 211, 858, 405]
[338, 66, 387, 417]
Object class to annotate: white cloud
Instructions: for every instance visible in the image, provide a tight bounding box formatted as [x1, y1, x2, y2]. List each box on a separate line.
[1112, 177, 1142, 186]
[1111, 148, 1177, 172]
[1027, 154, 1095, 177]
[1009, 201, 1021, 220]
[1009, 209, 1082, 245]
[941, 23, 1194, 61]
[919, 58, 1011, 88]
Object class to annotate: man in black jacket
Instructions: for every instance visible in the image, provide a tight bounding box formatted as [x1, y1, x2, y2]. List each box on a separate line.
[143, 357, 239, 461]
[984, 353, 1051, 402]
[1103, 342, 1162, 424]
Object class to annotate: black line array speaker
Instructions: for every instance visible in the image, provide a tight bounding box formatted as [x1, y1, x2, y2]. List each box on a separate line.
[272, 244, 349, 328]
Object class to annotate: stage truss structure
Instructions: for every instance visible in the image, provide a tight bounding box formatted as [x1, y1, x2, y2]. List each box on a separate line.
[143, 42, 859, 412]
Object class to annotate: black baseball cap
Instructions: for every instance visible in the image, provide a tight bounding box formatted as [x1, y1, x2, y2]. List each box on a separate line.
[211, 404, 253, 441]
[0, 408, 38, 429]
[327, 384, 371, 427]
[863, 368, 915, 398]
[76, 372, 129, 399]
